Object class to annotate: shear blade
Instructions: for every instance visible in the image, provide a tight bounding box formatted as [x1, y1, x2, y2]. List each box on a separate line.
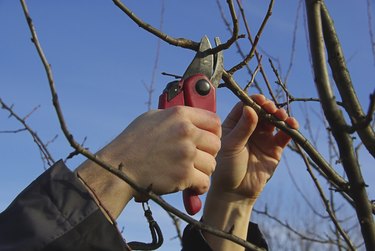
[210, 37, 223, 88]
[182, 36, 213, 80]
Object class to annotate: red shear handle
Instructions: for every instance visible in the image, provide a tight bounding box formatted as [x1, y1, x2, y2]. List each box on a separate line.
[158, 74, 216, 215]
[183, 189, 202, 215]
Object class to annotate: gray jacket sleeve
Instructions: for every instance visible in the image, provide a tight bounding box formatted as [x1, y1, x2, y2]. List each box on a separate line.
[0, 160, 267, 251]
[0, 160, 128, 251]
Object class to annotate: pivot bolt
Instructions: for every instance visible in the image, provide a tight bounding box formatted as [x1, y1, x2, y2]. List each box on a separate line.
[195, 79, 211, 96]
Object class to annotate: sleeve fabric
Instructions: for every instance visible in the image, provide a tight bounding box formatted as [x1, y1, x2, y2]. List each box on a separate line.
[181, 222, 268, 251]
[0, 160, 128, 251]
[0, 160, 268, 251]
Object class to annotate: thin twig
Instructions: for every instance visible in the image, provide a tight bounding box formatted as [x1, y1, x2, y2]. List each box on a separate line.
[284, 155, 329, 219]
[166, 211, 183, 244]
[144, 0, 165, 111]
[112, 0, 198, 50]
[269, 58, 292, 113]
[253, 207, 337, 245]
[113, 0, 242, 56]
[284, 0, 303, 83]
[215, 0, 263, 93]
[0, 98, 55, 167]
[367, 0, 375, 66]
[236, 0, 278, 101]
[295, 144, 356, 250]
[244, 57, 262, 92]
[228, 0, 274, 74]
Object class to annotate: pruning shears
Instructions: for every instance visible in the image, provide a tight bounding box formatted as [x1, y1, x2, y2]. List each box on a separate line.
[158, 36, 224, 215]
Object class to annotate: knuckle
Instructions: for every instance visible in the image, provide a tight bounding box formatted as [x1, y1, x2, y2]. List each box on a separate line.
[175, 167, 189, 182]
[210, 157, 217, 174]
[198, 177, 210, 194]
[175, 142, 196, 160]
[211, 115, 222, 136]
[213, 115, 222, 129]
[213, 136, 222, 154]
[205, 156, 217, 175]
[174, 166, 193, 191]
[176, 122, 195, 138]
[169, 106, 187, 119]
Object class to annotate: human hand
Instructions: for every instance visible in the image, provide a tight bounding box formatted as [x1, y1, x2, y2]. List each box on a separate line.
[98, 106, 222, 200]
[76, 106, 221, 219]
[202, 95, 298, 250]
[210, 94, 299, 204]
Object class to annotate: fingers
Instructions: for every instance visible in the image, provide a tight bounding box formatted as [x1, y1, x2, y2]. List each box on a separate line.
[194, 150, 217, 176]
[164, 106, 221, 194]
[273, 117, 300, 148]
[190, 150, 216, 194]
[222, 103, 258, 151]
[196, 128, 221, 157]
[170, 108, 221, 157]
[221, 102, 245, 132]
[167, 106, 222, 138]
[251, 94, 300, 147]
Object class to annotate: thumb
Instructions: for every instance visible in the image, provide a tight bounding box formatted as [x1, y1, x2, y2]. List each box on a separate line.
[223, 105, 258, 151]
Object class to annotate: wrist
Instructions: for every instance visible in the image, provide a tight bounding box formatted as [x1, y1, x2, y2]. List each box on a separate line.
[207, 187, 259, 208]
[202, 189, 254, 251]
[75, 157, 135, 220]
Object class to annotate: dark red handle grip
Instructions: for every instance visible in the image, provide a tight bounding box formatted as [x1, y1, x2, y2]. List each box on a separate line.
[158, 74, 216, 215]
[182, 189, 202, 215]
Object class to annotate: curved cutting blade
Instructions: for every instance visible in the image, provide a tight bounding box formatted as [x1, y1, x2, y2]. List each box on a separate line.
[210, 37, 223, 88]
[182, 36, 213, 80]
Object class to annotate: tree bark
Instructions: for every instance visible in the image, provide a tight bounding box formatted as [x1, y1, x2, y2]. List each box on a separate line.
[305, 1, 375, 249]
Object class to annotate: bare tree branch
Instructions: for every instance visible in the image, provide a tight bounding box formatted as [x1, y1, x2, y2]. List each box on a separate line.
[284, 0, 303, 84]
[367, 0, 375, 66]
[305, 1, 375, 249]
[295, 144, 356, 250]
[144, 0, 165, 111]
[321, 2, 375, 158]
[215, 0, 263, 94]
[0, 98, 55, 167]
[113, 0, 243, 56]
[228, 0, 274, 74]
[253, 207, 339, 245]
[235, 0, 279, 103]
[222, 70, 349, 191]
[112, 0, 198, 50]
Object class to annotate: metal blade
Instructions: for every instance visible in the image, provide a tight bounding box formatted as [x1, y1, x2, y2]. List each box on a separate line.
[182, 36, 213, 80]
[210, 37, 224, 88]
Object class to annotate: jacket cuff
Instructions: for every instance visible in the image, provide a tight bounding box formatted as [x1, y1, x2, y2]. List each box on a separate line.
[181, 221, 268, 251]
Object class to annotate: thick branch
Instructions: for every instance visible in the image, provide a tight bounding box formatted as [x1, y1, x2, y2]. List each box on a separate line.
[222, 70, 348, 191]
[320, 3, 375, 158]
[305, 1, 375, 249]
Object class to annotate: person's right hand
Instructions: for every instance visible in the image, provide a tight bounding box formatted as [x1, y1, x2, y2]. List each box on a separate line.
[99, 106, 222, 200]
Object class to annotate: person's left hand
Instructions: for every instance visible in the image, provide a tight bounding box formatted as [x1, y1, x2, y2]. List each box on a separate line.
[202, 95, 299, 251]
[210, 94, 299, 204]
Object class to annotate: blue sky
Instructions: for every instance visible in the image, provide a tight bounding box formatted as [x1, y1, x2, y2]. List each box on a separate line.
[1, 1, 375, 250]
